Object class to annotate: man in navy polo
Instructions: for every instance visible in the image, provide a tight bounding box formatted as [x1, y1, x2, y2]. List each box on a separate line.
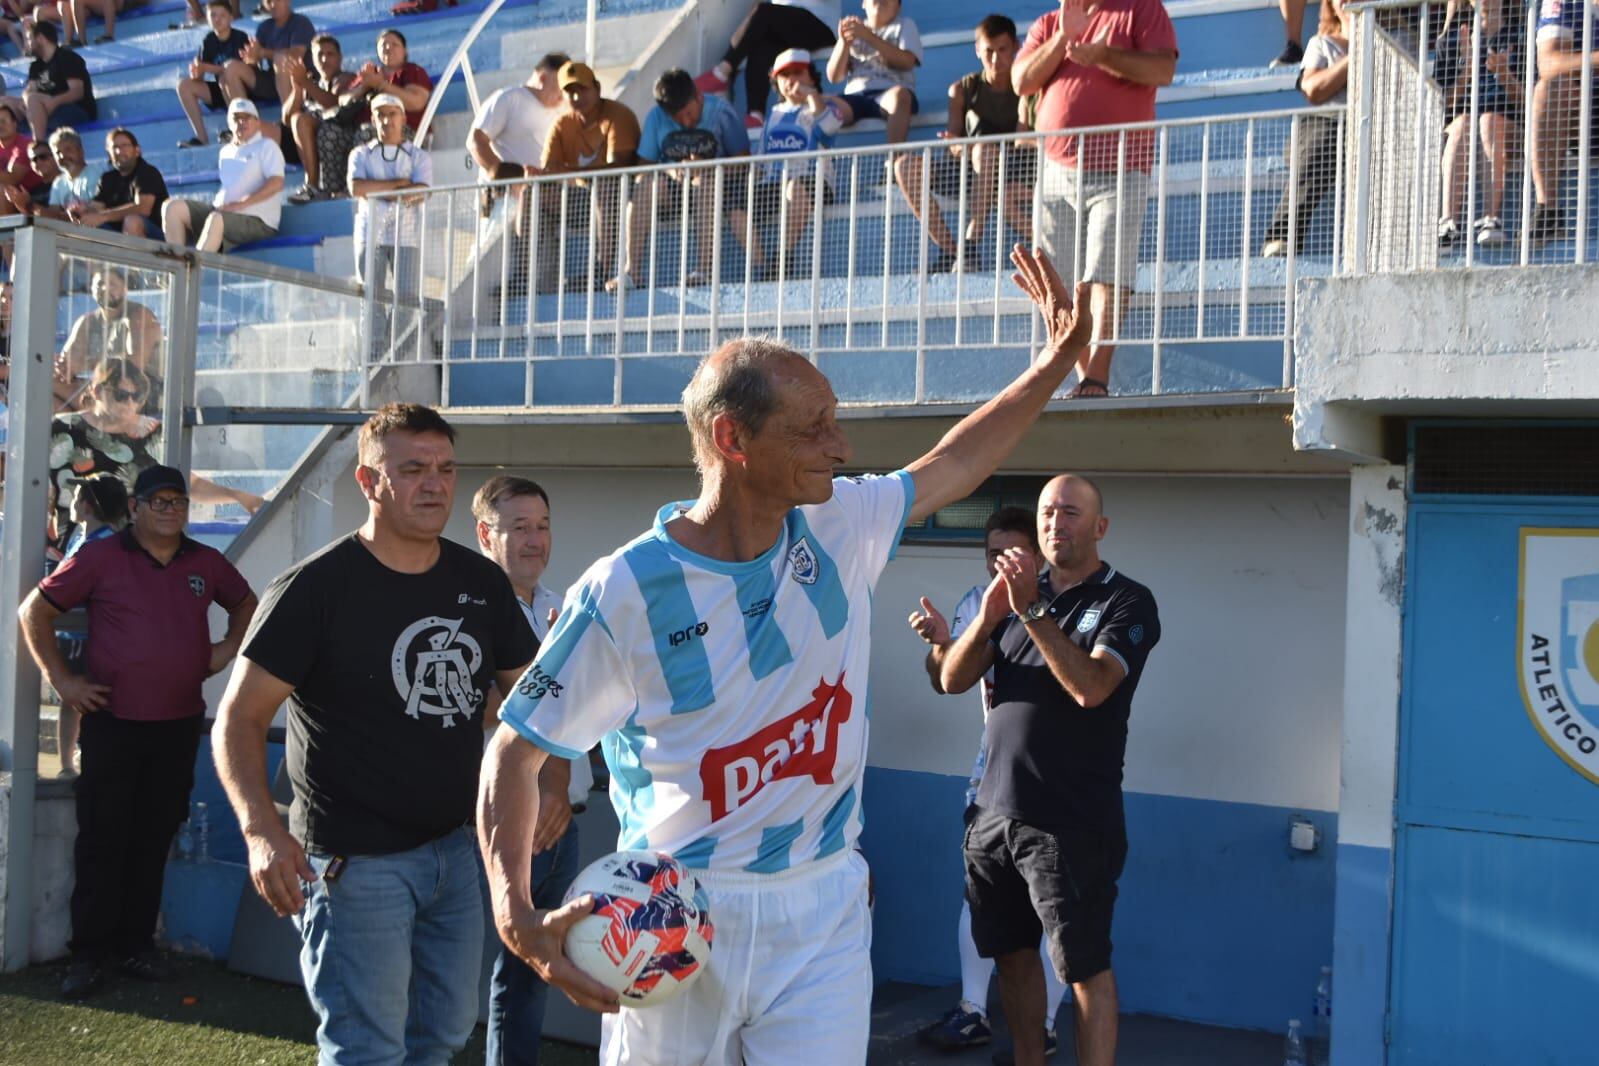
[941, 474, 1160, 1066]
[20, 464, 257, 1000]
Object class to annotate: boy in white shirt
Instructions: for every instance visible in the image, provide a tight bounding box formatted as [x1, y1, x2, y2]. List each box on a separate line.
[826, 0, 923, 142]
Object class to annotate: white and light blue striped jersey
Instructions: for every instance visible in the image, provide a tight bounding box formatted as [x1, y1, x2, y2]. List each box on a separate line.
[949, 582, 995, 807]
[500, 472, 915, 874]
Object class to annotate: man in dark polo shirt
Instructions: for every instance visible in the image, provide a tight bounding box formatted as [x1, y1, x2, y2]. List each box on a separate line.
[941, 474, 1160, 1066]
[213, 403, 542, 1066]
[76, 127, 168, 239]
[19, 464, 256, 1001]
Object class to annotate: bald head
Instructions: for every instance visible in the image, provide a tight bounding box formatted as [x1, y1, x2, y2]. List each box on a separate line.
[1037, 474, 1107, 576]
[681, 337, 817, 471]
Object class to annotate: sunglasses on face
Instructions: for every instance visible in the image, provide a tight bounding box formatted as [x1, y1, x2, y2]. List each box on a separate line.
[103, 386, 143, 403]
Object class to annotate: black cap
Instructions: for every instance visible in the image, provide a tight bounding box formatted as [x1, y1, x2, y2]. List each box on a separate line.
[132, 464, 188, 500]
[67, 472, 130, 520]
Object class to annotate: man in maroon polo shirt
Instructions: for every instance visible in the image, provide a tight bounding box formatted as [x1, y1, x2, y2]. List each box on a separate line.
[18, 464, 257, 1001]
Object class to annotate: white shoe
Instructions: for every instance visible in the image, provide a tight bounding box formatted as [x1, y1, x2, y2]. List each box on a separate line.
[1262, 238, 1288, 258]
[1474, 215, 1506, 246]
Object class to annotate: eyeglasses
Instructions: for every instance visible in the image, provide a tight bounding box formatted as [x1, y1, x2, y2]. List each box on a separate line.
[103, 386, 143, 403]
[142, 496, 190, 512]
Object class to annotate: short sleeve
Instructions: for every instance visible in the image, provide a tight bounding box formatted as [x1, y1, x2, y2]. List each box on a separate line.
[471, 90, 506, 137]
[713, 100, 746, 155]
[818, 102, 845, 136]
[1093, 586, 1160, 680]
[400, 64, 433, 92]
[197, 35, 213, 64]
[540, 116, 573, 169]
[948, 585, 985, 641]
[638, 108, 665, 162]
[210, 554, 253, 611]
[412, 147, 432, 186]
[827, 470, 915, 582]
[37, 545, 102, 612]
[240, 565, 324, 687]
[260, 139, 285, 182]
[609, 107, 641, 164]
[1019, 11, 1055, 60]
[1133, 0, 1179, 55]
[499, 583, 638, 759]
[292, 15, 315, 47]
[896, 18, 924, 63]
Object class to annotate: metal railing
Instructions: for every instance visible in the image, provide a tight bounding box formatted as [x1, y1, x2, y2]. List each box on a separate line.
[1347, 0, 1597, 270]
[364, 109, 1347, 405]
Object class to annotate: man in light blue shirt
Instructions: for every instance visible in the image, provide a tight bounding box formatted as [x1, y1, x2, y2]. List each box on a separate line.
[623, 68, 751, 288]
[44, 127, 104, 217]
[350, 94, 432, 357]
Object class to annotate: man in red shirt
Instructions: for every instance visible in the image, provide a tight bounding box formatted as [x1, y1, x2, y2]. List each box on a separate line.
[1014, 0, 1176, 399]
[19, 465, 256, 1000]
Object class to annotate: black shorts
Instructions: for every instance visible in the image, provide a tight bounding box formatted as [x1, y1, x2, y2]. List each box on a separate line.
[925, 144, 1038, 198]
[962, 805, 1127, 984]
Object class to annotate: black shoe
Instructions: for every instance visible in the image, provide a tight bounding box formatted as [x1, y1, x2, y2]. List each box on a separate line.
[1270, 40, 1305, 68]
[60, 961, 103, 1000]
[119, 950, 173, 982]
[1529, 202, 1568, 246]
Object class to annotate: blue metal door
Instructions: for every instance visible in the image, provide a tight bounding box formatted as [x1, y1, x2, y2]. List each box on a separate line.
[1391, 500, 1599, 1065]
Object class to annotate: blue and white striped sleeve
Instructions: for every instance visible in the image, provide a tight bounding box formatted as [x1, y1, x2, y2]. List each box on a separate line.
[499, 584, 637, 759]
[830, 470, 917, 580]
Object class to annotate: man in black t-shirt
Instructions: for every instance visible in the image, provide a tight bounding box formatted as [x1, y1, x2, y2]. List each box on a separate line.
[942, 474, 1160, 1066]
[175, 0, 253, 148]
[893, 15, 1037, 274]
[214, 403, 543, 1066]
[16, 22, 95, 141]
[77, 128, 168, 239]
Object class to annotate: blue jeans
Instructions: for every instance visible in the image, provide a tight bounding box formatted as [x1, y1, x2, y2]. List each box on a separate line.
[295, 826, 485, 1066]
[486, 819, 581, 1066]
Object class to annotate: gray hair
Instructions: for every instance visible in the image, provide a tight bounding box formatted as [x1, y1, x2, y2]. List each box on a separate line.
[48, 127, 82, 152]
[681, 337, 801, 472]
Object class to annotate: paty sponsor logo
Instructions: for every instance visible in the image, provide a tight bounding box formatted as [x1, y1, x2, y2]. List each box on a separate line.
[699, 674, 852, 819]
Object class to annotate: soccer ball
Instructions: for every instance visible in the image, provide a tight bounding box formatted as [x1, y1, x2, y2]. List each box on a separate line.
[561, 850, 714, 1007]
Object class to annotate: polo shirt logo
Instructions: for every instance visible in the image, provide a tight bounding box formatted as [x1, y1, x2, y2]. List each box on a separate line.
[1076, 608, 1101, 633]
[188, 574, 206, 598]
[788, 537, 819, 586]
[1129, 624, 1145, 645]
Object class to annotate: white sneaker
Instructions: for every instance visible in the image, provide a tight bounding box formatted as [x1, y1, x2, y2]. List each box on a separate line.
[1474, 215, 1506, 246]
[1262, 238, 1288, 258]
[1437, 218, 1460, 248]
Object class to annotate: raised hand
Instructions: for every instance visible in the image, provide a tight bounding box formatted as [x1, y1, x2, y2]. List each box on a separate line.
[1058, 0, 1091, 43]
[1009, 244, 1092, 367]
[908, 596, 951, 646]
[994, 546, 1041, 616]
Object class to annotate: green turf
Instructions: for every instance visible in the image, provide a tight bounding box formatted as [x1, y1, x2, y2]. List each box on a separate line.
[0, 954, 599, 1066]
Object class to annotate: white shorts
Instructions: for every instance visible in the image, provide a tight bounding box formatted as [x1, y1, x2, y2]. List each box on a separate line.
[600, 849, 872, 1066]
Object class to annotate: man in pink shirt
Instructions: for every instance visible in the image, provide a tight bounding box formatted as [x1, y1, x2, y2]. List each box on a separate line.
[1014, 0, 1176, 400]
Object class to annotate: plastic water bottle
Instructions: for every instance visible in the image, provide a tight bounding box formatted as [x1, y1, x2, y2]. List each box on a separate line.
[1284, 1019, 1308, 1066]
[1312, 965, 1333, 1065]
[192, 802, 211, 863]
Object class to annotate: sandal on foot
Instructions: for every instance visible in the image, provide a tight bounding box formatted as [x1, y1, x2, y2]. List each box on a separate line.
[1072, 377, 1110, 398]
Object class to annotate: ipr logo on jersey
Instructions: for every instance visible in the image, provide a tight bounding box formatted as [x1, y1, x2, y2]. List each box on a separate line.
[669, 621, 710, 647]
[788, 537, 819, 585]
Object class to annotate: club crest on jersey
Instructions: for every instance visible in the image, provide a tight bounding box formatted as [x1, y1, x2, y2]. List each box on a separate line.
[390, 615, 484, 727]
[187, 574, 206, 598]
[699, 674, 853, 819]
[1076, 608, 1102, 633]
[788, 537, 819, 585]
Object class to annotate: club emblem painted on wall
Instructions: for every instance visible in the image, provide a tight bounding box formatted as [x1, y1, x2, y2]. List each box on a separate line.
[1518, 529, 1599, 785]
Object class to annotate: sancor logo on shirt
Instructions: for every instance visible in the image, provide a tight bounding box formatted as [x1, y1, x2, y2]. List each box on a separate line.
[390, 615, 484, 727]
[698, 674, 853, 819]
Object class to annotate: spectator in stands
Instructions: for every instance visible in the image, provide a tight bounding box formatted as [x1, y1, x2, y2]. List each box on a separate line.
[163, 99, 285, 251]
[1271, 0, 1310, 68]
[49, 359, 265, 529]
[181, 0, 238, 27]
[0, 101, 44, 217]
[291, 27, 432, 203]
[895, 14, 1037, 273]
[349, 94, 431, 301]
[1262, 0, 1348, 259]
[69, 128, 168, 239]
[744, 49, 846, 280]
[1529, 0, 1596, 243]
[827, 0, 923, 143]
[40, 127, 104, 222]
[272, 34, 358, 200]
[696, 0, 840, 130]
[176, 0, 253, 148]
[66, 0, 135, 45]
[21, 463, 256, 1002]
[470, 50, 569, 246]
[1014, 0, 1176, 397]
[1, 1, 25, 56]
[623, 68, 751, 288]
[539, 61, 640, 292]
[225, 0, 313, 110]
[1435, 0, 1524, 249]
[2, 137, 60, 217]
[56, 268, 164, 408]
[17, 21, 96, 141]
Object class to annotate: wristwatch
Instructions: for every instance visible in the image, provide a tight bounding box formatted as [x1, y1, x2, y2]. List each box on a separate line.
[1019, 599, 1051, 624]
